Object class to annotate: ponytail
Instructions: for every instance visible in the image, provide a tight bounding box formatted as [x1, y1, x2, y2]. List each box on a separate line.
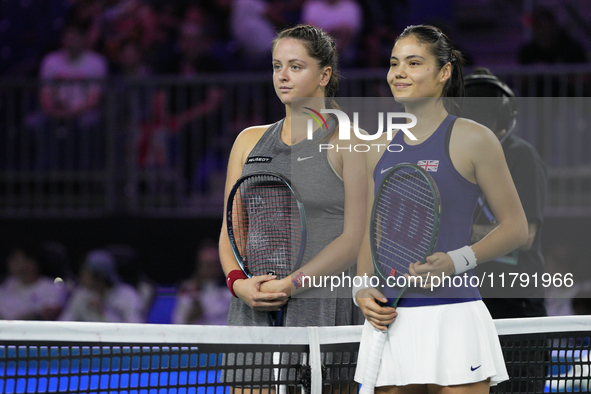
[444, 49, 465, 115]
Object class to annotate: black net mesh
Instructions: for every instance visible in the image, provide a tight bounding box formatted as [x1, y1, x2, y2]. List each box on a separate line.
[493, 331, 590, 393]
[0, 339, 360, 394]
[0, 322, 590, 393]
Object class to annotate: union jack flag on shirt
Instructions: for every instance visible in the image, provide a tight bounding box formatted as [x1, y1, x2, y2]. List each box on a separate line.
[417, 160, 439, 172]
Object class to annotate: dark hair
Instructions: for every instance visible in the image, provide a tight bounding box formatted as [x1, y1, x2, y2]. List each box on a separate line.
[6, 243, 45, 278]
[397, 25, 464, 115]
[272, 25, 340, 109]
[62, 16, 91, 35]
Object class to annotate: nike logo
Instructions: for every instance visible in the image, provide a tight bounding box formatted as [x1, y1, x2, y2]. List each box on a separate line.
[463, 256, 470, 266]
[380, 167, 393, 174]
[470, 365, 481, 371]
[297, 156, 314, 161]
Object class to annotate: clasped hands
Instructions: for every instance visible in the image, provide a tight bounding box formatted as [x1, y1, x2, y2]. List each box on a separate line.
[232, 275, 290, 311]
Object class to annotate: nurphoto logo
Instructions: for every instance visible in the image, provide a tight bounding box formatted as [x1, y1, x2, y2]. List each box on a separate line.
[304, 108, 418, 152]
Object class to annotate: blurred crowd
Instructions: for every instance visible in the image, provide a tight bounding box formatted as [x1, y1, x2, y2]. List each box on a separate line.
[1, 1, 588, 186]
[3, 0, 588, 79]
[1, 237, 589, 325]
[2, 0, 395, 78]
[0, 239, 230, 325]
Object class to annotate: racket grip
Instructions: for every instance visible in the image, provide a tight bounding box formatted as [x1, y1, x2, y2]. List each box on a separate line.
[274, 306, 284, 327]
[359, 328, 387, 394]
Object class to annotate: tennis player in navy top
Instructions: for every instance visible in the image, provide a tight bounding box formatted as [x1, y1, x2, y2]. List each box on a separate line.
[354, 25, 528, 393]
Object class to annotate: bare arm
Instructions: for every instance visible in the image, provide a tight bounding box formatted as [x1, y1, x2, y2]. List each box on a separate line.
[521, 223, 537, 251]
[470, 124, 529, 261]
[472, 222, 537, 251]
[219, 126, 289, 311]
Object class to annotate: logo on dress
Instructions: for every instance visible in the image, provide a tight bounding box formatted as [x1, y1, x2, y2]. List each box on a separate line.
[246, 156, 272, 164]
[417, 160, 439, 172]
[297, 156, 314, 162]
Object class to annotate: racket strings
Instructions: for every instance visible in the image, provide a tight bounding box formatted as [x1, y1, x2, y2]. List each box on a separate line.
[232, 175, 302, 279]
[373, 170, 436, 277]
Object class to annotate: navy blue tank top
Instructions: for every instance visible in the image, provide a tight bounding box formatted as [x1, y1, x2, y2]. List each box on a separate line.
[374, 115, 481, 307]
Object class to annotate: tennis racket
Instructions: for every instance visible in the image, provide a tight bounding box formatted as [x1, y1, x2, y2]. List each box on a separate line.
[360, 163, 441, 394]
[226, 171, 307, 326]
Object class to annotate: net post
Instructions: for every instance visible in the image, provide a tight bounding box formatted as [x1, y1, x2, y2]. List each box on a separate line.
[308, 327, 323, 394]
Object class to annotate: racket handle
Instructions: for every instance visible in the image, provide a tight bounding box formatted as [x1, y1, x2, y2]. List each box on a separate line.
[359, 328, 388, 394]
[274, 306, 284, 326]
[268, 305, 286, 326]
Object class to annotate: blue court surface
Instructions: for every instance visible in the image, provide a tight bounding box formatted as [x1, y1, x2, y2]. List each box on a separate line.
[0, 346, 233, 394]
[545, 349, 590, 392]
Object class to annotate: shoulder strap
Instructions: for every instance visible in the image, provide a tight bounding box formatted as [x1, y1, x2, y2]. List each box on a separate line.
[444, 117, 458, 162]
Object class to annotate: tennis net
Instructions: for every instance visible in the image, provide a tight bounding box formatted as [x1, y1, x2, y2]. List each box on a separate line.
[0, 316, 589, 394]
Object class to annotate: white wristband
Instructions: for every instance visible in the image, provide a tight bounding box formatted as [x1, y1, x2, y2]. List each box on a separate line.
[352, 276, 373, 307]
[448, 245, 477, 275]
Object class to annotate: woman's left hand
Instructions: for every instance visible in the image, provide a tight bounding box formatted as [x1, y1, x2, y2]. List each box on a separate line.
[407, 252, 456, 289]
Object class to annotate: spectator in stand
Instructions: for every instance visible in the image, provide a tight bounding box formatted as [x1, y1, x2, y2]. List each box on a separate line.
[41, 241, 76, 294]
[113, 40, 152, 77]
[100, 0, 158, 66]
[29, 20, 108, 170]
[230, 0, 277, 70]
[519, 7, 588, 64]
[142, 6, 224, 192]
[302, 0, 363, 67]
[59, 249, 144, 323]
[148, 1, 184, 71]
[0, 244, 68, 321]
[64, 0, 105, 53]
[359, 25, 398, 70]
[163, 7, 224, 76]
[106, 244, 156, 321]
[172, 240, 231, 325]
[38, 20, 108, 130]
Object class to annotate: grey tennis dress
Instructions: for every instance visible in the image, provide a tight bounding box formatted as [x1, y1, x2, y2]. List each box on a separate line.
[227, 116, 363, 327]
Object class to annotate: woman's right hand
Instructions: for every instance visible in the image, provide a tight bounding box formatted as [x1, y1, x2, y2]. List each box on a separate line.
[233, 275, 289, 311]
[356, 288, 397, 331]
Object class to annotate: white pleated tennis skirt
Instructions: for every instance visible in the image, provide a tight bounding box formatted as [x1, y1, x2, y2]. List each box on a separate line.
[354, 300, 509, 387]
